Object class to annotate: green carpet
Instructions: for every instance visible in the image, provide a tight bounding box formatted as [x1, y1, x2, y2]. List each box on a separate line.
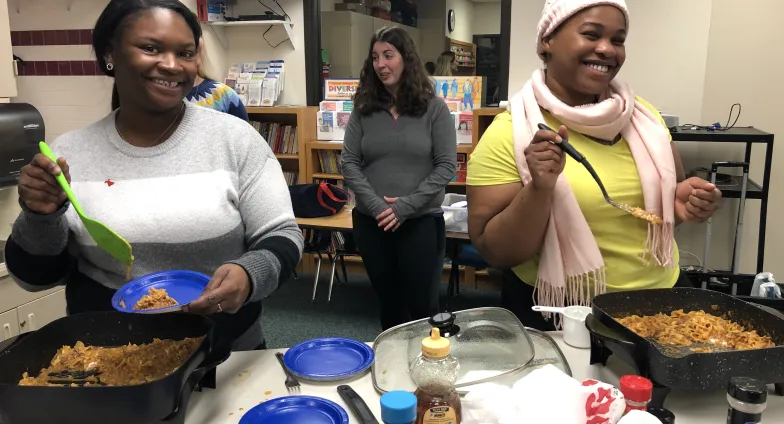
[261, 273, 502, 348]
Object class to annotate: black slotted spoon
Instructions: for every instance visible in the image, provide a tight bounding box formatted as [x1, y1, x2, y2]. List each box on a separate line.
[537, 123, 662, 225]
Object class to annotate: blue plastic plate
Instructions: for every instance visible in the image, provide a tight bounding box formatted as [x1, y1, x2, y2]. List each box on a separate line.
[111, 270, 210, 314]
[283, 338, 374, 381]
[239, 396, 349, 424]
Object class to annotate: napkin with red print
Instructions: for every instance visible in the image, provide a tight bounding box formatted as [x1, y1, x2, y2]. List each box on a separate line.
[461, 366, 662, 424]
[582, 379, 626, 424]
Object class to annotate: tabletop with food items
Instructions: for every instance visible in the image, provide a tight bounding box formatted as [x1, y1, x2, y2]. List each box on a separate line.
[2, 284, 784, 424]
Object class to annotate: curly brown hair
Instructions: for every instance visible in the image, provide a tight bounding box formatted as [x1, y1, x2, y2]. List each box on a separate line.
[353, 27, 434, 117]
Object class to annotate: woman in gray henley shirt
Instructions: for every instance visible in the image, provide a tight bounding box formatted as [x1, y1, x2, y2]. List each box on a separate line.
[341, 27, 457, 330]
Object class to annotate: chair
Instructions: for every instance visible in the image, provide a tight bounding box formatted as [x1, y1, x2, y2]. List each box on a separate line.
[447, 243, 488, 300]
[302, 229, 335, 301]
[326, 231, 358, 302]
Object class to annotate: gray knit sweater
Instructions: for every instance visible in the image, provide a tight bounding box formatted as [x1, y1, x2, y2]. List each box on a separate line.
[7, 102, 304, 349]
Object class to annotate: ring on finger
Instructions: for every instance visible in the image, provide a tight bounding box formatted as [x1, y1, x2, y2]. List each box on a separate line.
[217, 303, 223, 313]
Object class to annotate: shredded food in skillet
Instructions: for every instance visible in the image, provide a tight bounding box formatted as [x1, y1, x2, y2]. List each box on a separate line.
[133, 287, 179, 310]
[18, 337, 203, 387]
[617, 309, 774, 352]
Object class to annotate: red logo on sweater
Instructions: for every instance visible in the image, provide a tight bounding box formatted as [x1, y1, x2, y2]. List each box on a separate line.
[105, 179, 114, 187]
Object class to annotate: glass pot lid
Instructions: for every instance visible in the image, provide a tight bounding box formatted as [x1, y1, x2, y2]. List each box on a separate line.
[371, 307, 535, 394]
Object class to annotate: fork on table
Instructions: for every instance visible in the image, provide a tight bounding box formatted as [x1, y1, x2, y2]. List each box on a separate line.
[274, 352, 301, 392]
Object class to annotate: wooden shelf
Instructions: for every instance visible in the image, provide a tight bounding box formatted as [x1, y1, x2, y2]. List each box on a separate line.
[247, 106, 309, 115]
[313, 172, 343, 180]
[473, 107, 506, 148]
[312, 141, 471, 154]
[206, 20, 295, 50]
[309, 141, 345, 150]
[246, 106, 316, 185]
[275, 153, 298, 159]
[474, 107, 505, 116]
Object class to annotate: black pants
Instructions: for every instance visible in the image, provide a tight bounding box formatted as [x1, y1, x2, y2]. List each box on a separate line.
[501, 270, 695, 331]
[352, 209, 446, 331]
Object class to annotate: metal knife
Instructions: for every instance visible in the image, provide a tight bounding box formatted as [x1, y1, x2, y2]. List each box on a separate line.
[337, 384, 379, 424]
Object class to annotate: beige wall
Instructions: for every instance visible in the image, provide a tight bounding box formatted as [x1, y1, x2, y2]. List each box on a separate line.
[701, 0, 784, 276]
[509, 0, 783, 276]
[445, 0, 474, 43]
[509, 0, 712, 123]
[472, 2, 501, 35]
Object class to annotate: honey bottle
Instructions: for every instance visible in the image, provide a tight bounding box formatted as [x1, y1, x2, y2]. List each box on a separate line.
[411, 327, 461, 424]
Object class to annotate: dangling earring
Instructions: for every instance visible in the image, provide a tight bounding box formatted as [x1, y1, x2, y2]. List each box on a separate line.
[106, 63, 114, 71]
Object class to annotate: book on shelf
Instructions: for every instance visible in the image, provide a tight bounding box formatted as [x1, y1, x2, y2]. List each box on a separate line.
[318, 150, 342, 174]
[283, 171, 299, 186]
[250, 121, 299, 155]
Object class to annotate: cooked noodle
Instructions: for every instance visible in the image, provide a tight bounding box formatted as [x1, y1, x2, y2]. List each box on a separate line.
[617, 309, 774, 351]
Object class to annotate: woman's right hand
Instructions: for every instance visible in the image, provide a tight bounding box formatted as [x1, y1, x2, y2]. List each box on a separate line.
[524, 125, 568, 191]
[18, 154, 70, 215]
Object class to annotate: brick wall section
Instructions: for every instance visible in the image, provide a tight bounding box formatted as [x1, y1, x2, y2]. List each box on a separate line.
[12, 29, 98, 76]
[17, 60, 100, 76]
[11, 29, 93, 46]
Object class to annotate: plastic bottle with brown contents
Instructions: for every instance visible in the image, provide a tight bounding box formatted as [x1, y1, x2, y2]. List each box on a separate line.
[410, 328, 461, 424]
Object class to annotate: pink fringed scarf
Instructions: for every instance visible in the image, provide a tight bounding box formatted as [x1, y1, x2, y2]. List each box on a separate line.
[509, 69, 677, 310]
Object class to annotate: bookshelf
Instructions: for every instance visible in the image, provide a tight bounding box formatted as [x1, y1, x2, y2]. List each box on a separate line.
[473, 107, 505, 147]
[246, 106, 316, 185]
[447, 38, 476, 76]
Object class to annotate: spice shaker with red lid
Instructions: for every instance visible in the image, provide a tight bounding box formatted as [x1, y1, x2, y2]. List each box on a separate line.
[619, 375, 653, 414]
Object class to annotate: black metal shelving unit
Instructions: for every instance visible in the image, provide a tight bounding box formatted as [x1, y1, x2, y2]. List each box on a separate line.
[671, 126, 774, 274]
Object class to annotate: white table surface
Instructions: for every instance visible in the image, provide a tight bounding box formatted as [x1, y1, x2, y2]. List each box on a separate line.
[185, 333, 784, 423]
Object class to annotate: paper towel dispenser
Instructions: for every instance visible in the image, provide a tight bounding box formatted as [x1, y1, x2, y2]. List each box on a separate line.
[0, 103, 44, 187]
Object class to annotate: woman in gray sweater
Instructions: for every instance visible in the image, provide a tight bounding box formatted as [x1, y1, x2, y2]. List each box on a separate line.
[341, 27, 457, 330]
[7, 0, 303, 353]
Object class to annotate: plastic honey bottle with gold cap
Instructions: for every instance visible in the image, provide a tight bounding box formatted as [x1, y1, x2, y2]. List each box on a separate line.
[410, 327, 461, 424]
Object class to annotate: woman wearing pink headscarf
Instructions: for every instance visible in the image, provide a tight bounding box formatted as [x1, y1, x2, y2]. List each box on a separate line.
[466, 0, 722, 330]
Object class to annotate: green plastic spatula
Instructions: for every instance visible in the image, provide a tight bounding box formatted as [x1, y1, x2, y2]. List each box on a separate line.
[39, 141, 134, 275]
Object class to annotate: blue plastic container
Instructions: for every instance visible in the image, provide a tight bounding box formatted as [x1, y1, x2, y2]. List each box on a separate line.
[380, 391, 417, 424]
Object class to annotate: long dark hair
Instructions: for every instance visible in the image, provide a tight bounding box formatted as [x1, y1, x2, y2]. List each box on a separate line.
[92, 0, 202, 111]
[353, 27, 434, 117]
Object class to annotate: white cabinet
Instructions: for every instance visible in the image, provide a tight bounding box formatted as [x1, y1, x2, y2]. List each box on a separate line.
[0, 0, 16, 97]
[0, 308, 19, 342]
[322, 11, 422, 79]
[16, 290, 66, 333]
[0, 275, 66, 339]
[322, 11, 374, 79]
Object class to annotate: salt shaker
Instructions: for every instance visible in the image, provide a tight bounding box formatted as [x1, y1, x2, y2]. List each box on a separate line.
[726, 377, 767, 424]
[619, 375, 653, 414]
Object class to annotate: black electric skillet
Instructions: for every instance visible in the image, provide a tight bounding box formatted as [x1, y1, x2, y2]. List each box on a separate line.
[0, 311, 215, 424]
[587, 288, 784, 407]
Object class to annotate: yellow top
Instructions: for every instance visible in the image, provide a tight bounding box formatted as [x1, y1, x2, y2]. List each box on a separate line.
[466, 97, 679, 291]
[422, 328, 451, 358]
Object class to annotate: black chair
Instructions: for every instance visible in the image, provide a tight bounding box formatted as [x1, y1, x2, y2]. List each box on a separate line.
[326, 232, 358, 301]
[302, 229, 335, 301]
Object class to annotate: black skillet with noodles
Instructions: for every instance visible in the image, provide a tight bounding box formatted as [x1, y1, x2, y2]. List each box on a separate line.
[0, 311, 213, 424]
[587, 288, 784, 395]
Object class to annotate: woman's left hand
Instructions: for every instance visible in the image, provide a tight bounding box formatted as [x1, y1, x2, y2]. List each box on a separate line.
[380, 196, 402, 231]
[675, 177, 722, 223]
[185, 264, 251, 315]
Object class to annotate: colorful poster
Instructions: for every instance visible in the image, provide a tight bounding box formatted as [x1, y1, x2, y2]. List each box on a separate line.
[430, 76, 483, 112]
[324, 79, 359, 100]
